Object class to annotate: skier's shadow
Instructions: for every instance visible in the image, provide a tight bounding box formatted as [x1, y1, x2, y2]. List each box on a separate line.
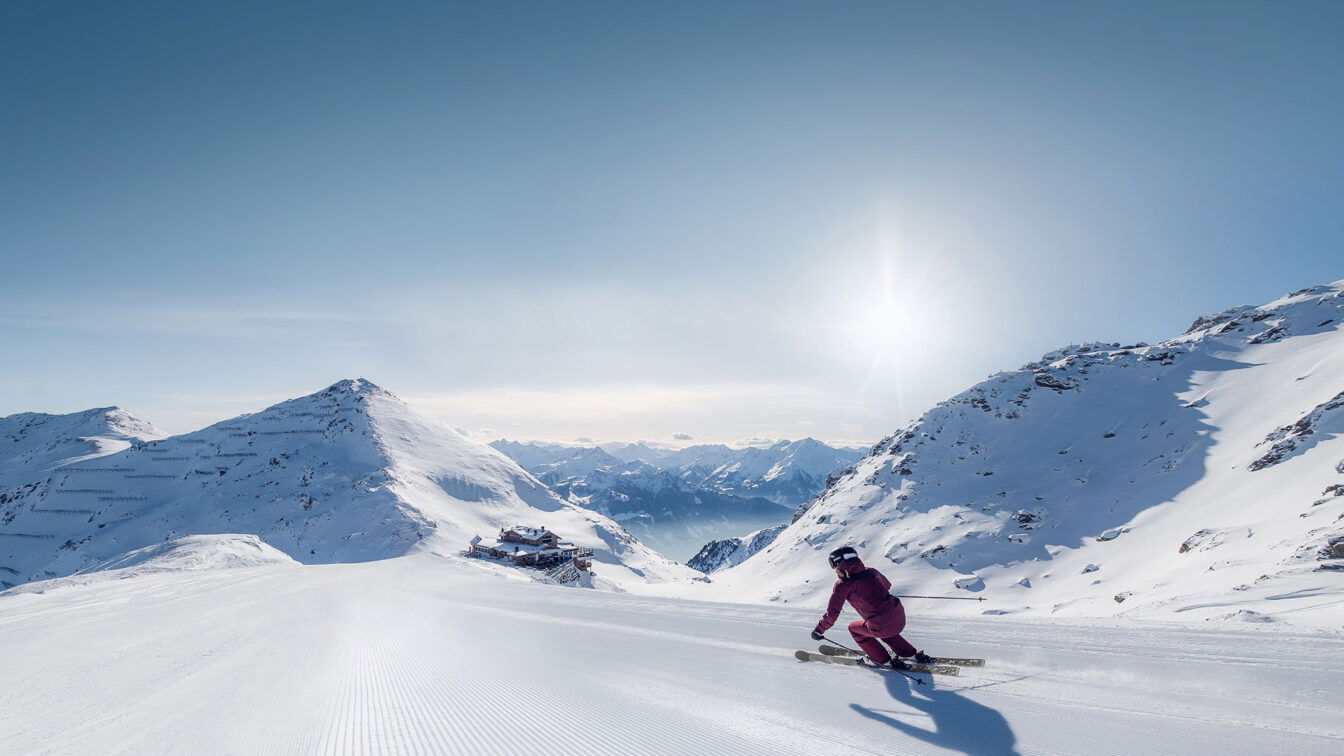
[850, 672, 1020, 756]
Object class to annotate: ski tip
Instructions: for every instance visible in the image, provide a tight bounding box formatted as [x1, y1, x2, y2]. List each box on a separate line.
[794, 650, 811, 662]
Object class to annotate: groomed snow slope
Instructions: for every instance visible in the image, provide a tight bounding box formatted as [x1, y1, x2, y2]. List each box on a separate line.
[710, 282, 1344, 628]
[1, 555, 1340, 755]
[0, 380, 691, 591]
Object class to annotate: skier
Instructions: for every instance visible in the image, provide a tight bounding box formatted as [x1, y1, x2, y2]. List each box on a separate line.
[809, 546, 938, 670]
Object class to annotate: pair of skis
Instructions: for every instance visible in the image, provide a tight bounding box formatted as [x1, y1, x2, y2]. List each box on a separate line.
[793, 644, 984, 677]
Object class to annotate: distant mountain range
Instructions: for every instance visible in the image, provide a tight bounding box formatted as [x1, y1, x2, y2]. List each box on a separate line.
[0, 380, 691, 590]
[489, 438, 863, 560]
[606, 438, 866, 507]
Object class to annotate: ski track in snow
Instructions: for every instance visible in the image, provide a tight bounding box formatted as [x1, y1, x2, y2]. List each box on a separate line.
[2, 555, 1342, 755]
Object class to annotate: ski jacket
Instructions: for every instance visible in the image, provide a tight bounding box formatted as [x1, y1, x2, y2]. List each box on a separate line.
[813, 559, 903, 635]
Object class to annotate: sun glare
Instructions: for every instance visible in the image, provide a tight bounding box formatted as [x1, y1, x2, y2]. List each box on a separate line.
[835, 239, 941, 365]
[843, 290, 934, 359]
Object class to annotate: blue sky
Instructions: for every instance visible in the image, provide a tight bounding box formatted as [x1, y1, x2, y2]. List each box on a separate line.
[2, 1, 1342, 444]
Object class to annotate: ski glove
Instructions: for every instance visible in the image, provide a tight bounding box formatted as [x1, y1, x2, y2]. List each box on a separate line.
[810, 630, 825, 641]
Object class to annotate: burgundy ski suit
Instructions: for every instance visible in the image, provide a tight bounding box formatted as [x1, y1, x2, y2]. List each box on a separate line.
[812, 557, 917, 664]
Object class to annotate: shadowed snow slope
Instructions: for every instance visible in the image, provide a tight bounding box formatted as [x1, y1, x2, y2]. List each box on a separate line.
[0, 380, 691, 591]
[0, 555, 1339, 755]
[710, 281, 1344, 629]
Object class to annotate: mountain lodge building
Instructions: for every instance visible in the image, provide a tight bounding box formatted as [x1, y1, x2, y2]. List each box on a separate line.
[468, 525, 593, 571]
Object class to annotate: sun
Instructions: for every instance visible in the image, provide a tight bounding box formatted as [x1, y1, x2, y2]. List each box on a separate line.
[840, 281, 938, 363]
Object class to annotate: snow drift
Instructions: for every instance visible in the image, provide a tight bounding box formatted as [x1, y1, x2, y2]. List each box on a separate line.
[2, 534, 300, 595]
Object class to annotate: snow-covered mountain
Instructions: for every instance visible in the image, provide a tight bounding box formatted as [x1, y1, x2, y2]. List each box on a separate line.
[0, 407, 164, 487]
[639, 440, 863, 506]
[531, 446, 633, 480]
[599, 441, 679, 462]
[710, 281, 1344, 628]
[645, 443, 741, 479]
[686, 524, 786, 573]
[500, 445, 787, 560]
[0, 380, 691, 590]
[486, 439, 581, 470]
[693, 438, 863, 506]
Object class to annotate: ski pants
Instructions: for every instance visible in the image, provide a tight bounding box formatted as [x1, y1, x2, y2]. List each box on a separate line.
[848, 604, 917, 663]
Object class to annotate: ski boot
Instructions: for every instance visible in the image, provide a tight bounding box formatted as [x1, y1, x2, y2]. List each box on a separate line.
[912, 650, 938, 665]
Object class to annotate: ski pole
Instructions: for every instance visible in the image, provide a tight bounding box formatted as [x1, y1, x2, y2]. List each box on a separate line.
[818, 634, 864, 656]
[820, 635, 925, 686]
[894, 595, 986, 601]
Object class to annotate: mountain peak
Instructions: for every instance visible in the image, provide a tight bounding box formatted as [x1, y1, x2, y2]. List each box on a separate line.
[319, 378, 393, 400]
